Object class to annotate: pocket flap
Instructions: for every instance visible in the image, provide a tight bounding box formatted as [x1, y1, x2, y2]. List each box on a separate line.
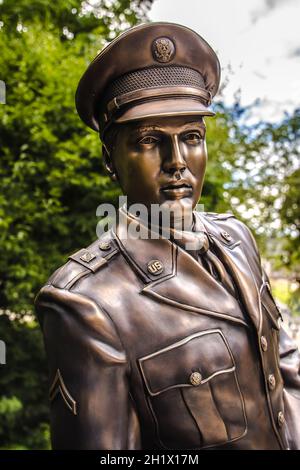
[138, 329, 235, 396]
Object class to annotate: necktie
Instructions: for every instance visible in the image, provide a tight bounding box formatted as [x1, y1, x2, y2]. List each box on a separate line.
[171, 226, 237, 299]
[202, 243, 237, 298]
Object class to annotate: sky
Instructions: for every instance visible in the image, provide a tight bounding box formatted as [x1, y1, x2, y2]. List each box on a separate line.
[149, 0, 300, 123]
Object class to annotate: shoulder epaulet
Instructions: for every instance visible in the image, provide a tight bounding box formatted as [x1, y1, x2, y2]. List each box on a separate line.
[69, 236, 119, 272]
[203, 212, 236, 221]
[48, 232, 119, 290]
[198, 211, 241, 247]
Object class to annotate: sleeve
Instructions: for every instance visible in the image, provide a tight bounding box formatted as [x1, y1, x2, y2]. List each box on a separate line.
[279, 326, 300, 449]
[35, 285, 141, 450]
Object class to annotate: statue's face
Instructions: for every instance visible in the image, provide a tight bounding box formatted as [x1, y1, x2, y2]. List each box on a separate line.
[110, 115, 208, 215]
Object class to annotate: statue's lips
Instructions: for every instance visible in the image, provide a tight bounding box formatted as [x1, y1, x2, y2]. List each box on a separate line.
[160, 183, 193, 197]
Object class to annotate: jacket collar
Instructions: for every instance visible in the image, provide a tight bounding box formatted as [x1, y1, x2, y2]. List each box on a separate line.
[113, 207, 262, 331]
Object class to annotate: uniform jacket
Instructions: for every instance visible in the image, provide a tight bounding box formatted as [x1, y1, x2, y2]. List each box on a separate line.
[35, 209, 300, 450]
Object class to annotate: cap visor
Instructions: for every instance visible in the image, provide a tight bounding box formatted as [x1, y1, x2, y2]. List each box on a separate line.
[114, 98, 215, 124]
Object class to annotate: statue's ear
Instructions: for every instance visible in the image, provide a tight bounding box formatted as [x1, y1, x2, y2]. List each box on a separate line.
[102, 143, 118, 182]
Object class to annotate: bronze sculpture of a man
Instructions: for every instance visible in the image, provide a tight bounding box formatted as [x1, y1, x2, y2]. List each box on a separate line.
[35, 22, 300, 450]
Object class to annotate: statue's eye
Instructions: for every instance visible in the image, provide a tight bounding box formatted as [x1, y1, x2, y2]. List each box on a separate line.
[183, 132, 202, 144]
[138, 136, 159, 145]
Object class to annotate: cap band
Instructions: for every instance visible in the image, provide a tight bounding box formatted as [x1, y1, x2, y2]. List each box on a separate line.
[105, 86, 212, 123]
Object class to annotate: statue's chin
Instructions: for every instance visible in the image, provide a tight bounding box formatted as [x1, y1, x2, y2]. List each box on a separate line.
[158, 199, 194, 230]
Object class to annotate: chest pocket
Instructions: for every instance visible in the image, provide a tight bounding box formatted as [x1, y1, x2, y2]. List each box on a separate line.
[138, 329, 247, 449]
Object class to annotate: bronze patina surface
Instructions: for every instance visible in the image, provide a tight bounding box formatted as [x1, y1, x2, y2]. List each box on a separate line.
[35, 22, 300, 450]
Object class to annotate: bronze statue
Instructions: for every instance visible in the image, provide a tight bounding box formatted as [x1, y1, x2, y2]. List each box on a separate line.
[35, 22, 300, 450]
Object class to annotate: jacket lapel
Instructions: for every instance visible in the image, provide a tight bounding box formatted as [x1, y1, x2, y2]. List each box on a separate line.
[114, 208, 261, 329]
[142, 243, 249, 327]
[200, 214, 262, 332]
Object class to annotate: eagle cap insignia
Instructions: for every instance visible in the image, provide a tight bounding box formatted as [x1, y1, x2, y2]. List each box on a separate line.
[152, 37, 175, 63]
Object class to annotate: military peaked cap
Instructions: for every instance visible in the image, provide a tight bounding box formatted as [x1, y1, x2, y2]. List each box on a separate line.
[75, 22, 221, 136]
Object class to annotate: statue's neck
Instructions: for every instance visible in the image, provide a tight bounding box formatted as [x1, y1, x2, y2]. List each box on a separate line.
[125, 204, 194, 234]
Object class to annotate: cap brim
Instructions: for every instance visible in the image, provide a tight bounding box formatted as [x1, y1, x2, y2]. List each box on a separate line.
[114, 98, 215, 124]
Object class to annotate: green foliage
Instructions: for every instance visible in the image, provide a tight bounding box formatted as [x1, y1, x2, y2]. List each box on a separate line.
[0, 23, 108, 312]
[271, 279, 300, 317]
[280, 168, 300, 271]
[0, 314, 50, 449]
[0, 396, 23, 427]
[203, 103, 240, 213]
[0, 0, 152, 38]
[223, 106, 300, 272]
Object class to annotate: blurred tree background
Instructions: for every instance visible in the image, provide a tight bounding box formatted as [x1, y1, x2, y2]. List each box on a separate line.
[0, 0, 299, 449]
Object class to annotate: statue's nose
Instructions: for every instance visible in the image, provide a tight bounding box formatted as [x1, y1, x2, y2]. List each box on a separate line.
[163, 136, 186, 175]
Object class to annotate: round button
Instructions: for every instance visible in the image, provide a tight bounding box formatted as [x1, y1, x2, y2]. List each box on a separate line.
[189, 372, 202, 386]
[268, 374, 276, 390]
[147, 259, 164, 276]
[99, 241, 111, 251]
[221, 230, 232, 242]
[260, 335, 268, 352]
[278, 411, 285, 427]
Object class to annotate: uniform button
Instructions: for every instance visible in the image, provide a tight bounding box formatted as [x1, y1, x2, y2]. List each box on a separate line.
[221, 230, 232, 242]
[260, 335, 268, 352]
[147, 259, 164, 275]
[268, 374, 276, 390]
[189, 371, 202, 386]
[99, 241, 111, 251]
[277, 411, 285, 427]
